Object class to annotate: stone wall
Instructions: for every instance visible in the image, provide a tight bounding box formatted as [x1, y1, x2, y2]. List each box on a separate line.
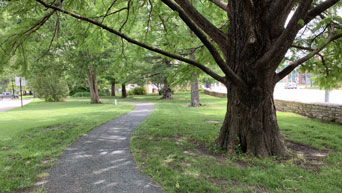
[275, 100, 342, 123]
[204, 89, 342, 124]
[204, 89, 227, 98]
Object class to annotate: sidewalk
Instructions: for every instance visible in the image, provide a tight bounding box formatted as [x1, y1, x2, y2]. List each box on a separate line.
[45, 102, 163, 193]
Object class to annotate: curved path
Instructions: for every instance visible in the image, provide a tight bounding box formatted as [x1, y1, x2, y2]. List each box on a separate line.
[45, 102, 163, 193]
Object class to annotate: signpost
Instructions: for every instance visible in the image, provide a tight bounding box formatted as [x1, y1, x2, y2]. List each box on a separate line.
[15, 77, 25, 108]
[11, 78, 15, 96]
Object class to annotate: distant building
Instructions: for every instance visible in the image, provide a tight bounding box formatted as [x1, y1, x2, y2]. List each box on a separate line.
[281, 62, 314, 86]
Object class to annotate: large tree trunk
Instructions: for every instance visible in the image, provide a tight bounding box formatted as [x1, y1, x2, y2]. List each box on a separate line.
[190, 74, 200, 107]
[121, 83, 127, 98]
[111, 79, 116, 97]
[161, 78, 172, 99]
[86, 65, 101, 104]
[214, 1, 290, 157]
[215, 84, 286, 157]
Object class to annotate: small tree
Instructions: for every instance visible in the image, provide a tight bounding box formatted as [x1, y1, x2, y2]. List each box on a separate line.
[29, 67, 69, 102]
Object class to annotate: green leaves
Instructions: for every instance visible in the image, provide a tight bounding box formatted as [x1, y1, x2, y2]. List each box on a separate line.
[297, 19, 305, 27]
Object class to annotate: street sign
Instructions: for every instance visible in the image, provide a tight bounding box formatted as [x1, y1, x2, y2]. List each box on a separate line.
[15, 77, 25, 108]
[15, 77, 26, 86]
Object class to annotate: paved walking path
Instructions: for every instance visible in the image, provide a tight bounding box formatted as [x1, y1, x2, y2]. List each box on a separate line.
[45, 102, 163, 193]
[0, 99, 32, 112]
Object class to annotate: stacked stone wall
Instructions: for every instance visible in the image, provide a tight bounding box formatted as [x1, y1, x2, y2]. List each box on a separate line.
[203, 89, 342, 124]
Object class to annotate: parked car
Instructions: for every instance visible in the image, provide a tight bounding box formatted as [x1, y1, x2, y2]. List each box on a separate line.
[0, 92, 19, 99]
[284, 82, 297, 89]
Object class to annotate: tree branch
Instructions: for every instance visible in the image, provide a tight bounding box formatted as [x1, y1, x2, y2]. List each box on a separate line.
[36, 14, 60, 61]
[92, 7, 127, 19]
[267, 0, 297, 23]
[35, 0, 227, 84]
[162, 0, 245, 87]
[145, 0, 153, 33]
[290, 44, 313, 51]
[318, 53, 329, 77]
[256, 0, 313, 69]
[99, 0, 118, 22]
[2, 9, 56, 55]
[119, 0, 131, 31]
[291, 45, 330, 77]
[304, 0, 340, 25]
[207, 0, 227, 11]
[169, 0, 229, 51]
[275, 33, 342, 82]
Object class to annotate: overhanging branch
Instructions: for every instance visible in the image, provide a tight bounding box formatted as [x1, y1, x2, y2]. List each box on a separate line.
[35, 0, 227, 84]
[2, 9, 55, 56]
[275, 33, 342, 82]
[162, 0, 245, 87]
[304, 0, 340, 25]
[170, 0, 229, 52]
[256, 0, 313, 69]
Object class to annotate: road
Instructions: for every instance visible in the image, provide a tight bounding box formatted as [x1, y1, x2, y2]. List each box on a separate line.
[0, 99, 32, 112]
[206, 83, 342, 105]
[274, 83, 342, 104]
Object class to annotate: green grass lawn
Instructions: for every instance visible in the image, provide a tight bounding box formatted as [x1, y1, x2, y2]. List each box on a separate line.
[129, 92, 342, 193]
[0, 98, 135, 193]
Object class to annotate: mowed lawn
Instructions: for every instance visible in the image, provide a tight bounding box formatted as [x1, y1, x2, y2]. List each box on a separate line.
[129, 92, 342, 193]
[0, 99, 135, 193]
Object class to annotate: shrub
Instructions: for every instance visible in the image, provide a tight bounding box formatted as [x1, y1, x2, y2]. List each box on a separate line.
[69, 86, 89, 96]
[128, 87, 147, 95]
[99, 90, 110, 96]
[30, 73, 69, 102]
[73, 92, 90, 97]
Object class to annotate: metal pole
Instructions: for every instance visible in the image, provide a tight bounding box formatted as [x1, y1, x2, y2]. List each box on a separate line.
[20, 77, 23, 108]
[324, 89, 330, 103]
[11, 78, 15, 97]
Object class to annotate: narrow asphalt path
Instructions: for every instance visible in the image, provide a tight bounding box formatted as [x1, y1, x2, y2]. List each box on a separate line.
[45, 102, 163, 193]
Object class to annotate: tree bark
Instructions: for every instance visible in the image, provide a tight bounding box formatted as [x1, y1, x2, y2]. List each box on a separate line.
[121, 83, 127, 98]
[190, 74, 200, 107]
[213, 1, 293, 157]
[161, 78, 172, 99]
[86, 65, 101, 104]
[111, 79, 116, 97]
[189, 45, 200, 107]
[215, 84, 286, 158]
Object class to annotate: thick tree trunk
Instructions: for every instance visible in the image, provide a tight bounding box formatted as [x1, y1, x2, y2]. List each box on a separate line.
[121, 83, 127, 98]
[213, 1, 291, 157]
[86, 65, 101, 104]
[190, 74, 200, 107]
[158, 85, 162, 95]
[215, 84, 286, 157]
[161, 78, 172, 99]
[111, 79, 116, 97]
